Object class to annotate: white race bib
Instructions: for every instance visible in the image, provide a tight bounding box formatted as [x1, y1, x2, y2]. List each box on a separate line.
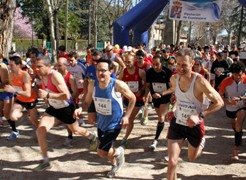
[176, 102, 197, 126]
[94, 97, 112, 115]
[46, 89, 69, 109]
[127, 81, 139, 93]
[152, 83, 167, 93]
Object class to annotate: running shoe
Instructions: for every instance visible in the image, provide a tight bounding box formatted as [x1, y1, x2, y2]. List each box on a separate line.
[7, 131, 19, 141]
[149, 140, 158, 151]
[107, 165, 117, 178]
[89, 132, 98, 151]
[115, 146, 125, 171]
[231, 147, 239, 160]
[34, 161, 51, 171]
[63, 138, 73, 147]
[141, 117, 149, 125]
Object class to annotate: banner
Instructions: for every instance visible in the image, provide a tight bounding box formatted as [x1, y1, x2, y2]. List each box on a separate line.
[169, 0, 222, 22]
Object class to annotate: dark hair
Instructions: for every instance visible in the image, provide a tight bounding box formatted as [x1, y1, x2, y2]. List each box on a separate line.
[9, 56, 22, 65]
[229, 62, 245, 73]
[68, 51, 78, 59]
[92, 49, 102, 56]
[58, 45, 66, 52]
[97, 58, 113, 70]
[135, 50, 145, 57]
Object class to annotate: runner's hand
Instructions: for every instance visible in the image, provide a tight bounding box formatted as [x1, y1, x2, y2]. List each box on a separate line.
[4, 85, 16, 93]
[73, 107, 82, 119]
[164, 111, 174, 122]
[38, 89, 48, 99]
[121, 116, 129, 129]
[152, 93, 161, 99]
[187, 115, 200, 128]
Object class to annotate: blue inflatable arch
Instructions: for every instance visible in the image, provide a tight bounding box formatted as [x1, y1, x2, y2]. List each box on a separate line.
[113, 0, 246, 47]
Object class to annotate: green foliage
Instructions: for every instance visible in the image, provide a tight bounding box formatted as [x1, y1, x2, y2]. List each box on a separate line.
[13, 38, 88, 54]
[230, 5, 246, 39]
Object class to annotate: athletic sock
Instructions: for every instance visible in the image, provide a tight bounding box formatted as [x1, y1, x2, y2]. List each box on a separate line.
[7, 119, 17, 132]
[235, 131, 243, 147]
[68, 134, 73, 139]
[154, 122, 164, 140]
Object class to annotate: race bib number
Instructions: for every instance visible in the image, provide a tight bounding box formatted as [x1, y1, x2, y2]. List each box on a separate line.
[176, 102, 197, 126]
[127, 81, 139, 92]
[152, 83, 166, 93]
[46, 89, 69, 109]
[94, 97, 112, 115]
[216, 67, 225, 73]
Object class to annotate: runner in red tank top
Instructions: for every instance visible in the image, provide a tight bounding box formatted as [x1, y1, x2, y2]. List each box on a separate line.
[118, 53, 146, 147]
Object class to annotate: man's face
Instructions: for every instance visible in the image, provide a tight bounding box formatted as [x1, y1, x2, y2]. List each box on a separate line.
[136, 55, 144, 63]
[56, 60, 67, 73]
[152, 58, 162, 72]
[96, 62, 111, 83]
[105, 47, 113, 56]
[36, 60, 48, 76]
[193, 61, 201, 72]
[92, 55, 100, 65]
[232, 72, 243, 83]
[68, 56, 76, 66]
[124, 56, 134, 69]
[29, 53, 37, 63]
[176, 55, 193, 76]
[9, 60, 18, 72]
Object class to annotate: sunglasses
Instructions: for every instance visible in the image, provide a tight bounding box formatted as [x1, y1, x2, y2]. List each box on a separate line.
[106, 49, 112, 52]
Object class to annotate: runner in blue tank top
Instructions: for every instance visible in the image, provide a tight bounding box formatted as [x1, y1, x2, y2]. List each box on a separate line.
[74, 59, 136, 178]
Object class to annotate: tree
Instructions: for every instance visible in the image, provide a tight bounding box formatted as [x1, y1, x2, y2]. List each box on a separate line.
[97, 0, 132, 43]
[0, 0, 16, 58]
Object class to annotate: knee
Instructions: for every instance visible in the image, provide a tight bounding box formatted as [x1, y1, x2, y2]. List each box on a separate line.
[10, 111, 22, 121]
[168, 157, 179, 168]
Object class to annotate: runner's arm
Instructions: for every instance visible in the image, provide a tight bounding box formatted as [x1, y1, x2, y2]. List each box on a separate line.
[115, 80, 136, 119]
[198, 76, 224, 117]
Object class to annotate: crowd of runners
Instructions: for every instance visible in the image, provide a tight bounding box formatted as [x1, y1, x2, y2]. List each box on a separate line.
[0, 42, 245, 179]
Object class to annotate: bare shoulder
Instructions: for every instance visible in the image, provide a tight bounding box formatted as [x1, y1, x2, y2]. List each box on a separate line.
[115, 79, 128, 92]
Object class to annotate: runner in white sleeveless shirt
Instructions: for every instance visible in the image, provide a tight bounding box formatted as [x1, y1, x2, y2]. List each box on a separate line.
[162, 48, 223, 180]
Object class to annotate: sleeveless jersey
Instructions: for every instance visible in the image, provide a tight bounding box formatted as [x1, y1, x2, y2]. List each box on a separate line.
[10, 71, 37, 102]
[122, 67, 144, 102]
[174, 73, 207, 126]
[93, 78, 123, 131]
[42, 71, 73, 109]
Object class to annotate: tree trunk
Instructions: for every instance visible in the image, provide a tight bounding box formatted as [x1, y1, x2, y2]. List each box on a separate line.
[0, 0, 16, 58]
[175, 20, 182, 46]
[93, 0, 98, 48]
[237, 6, 244, 47]
[54, 9, 60, 49]
[46, 0, 57, 63]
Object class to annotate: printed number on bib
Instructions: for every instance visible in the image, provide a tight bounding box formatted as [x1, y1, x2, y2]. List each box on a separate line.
[176, 102, 197, 126]
[127, 81, 139, 92]
[94, 97, 112, 115]
[152, 83, 166, 93]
